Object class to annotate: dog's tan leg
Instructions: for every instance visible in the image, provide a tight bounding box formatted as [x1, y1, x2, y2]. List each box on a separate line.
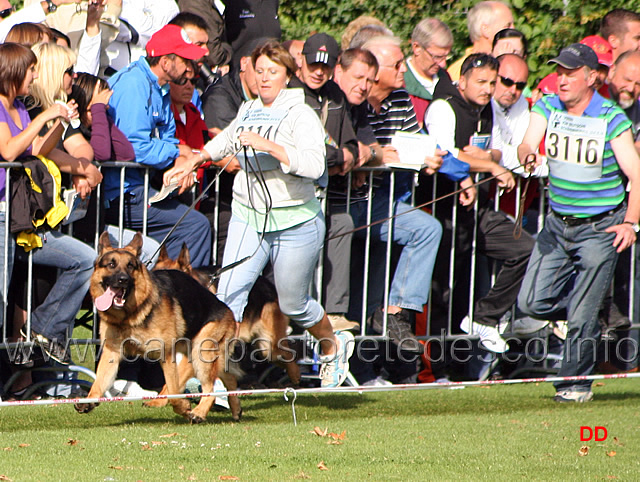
[271, 337, 301, 386]
[188, 329, 225, 422]
[143, 356, 194, 408]
[264, 305, 300, 386]
[160, 350, 191, 419]
[75, 342, 121, 413]
[217, 366, 241, 421]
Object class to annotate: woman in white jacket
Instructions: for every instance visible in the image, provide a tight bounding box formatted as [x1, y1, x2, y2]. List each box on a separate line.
[163, 41, 354, 388]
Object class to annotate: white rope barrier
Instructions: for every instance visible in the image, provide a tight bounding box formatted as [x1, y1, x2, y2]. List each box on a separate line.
[2, 372, 639, 410]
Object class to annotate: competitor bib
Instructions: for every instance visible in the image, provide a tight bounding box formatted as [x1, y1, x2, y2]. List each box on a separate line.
[545, 111, 606, 182]
[234, 107, 288, 172]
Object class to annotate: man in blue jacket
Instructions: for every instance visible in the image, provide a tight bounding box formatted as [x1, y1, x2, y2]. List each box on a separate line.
[106, 24, 212, 267]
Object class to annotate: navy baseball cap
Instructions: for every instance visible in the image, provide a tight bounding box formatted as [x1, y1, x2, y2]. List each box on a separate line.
[548, 43, 599, 71]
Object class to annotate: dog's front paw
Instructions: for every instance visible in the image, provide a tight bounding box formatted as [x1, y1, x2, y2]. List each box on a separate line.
[74, 402, 99, 414]
[186, 411, 206, 424]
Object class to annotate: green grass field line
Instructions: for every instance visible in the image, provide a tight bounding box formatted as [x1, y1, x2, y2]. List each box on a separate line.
[1, 380, 639, 480]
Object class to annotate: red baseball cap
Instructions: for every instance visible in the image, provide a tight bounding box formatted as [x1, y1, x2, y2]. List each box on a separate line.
[536, 72, 558, 95]
[146, 24, 207, 60]
[580, 35, 613, 68]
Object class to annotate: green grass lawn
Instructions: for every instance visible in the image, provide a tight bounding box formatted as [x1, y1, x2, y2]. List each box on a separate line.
[1, 379, 639, 481]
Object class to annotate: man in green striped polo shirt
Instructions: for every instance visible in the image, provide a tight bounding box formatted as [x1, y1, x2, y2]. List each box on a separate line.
[517, 43, 640, 403]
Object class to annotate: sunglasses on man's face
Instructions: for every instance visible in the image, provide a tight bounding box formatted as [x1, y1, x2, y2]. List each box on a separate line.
[499, 75, 527, 91]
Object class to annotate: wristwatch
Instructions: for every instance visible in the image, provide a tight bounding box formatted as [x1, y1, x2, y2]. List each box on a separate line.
[369, 146, 377, 163]
[623, 221, 640, 233]
[46, 0, 57, 13]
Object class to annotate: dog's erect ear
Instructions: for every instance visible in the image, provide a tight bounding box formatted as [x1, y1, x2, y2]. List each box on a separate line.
[157, 245, 169, 263]
[124, 232, 144, 257]
[177, 242, 192, 273]
[98, 231, 112, 256]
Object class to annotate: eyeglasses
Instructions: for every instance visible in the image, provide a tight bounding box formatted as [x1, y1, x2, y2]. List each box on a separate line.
[424, 48, 450, 63]
[0, 6, 14, 19]
[186, 77, 199, 85]
[460, 54, 500, 76]
[64, 66, 74, 77]
[499, 74, 527, 91]
[380, 59, 405, 70]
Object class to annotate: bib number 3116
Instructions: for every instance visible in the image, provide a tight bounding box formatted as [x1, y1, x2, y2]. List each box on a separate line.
[545, 111, 606, 181]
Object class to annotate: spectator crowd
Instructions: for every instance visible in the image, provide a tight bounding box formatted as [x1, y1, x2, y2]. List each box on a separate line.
[2, 0, 640, 404]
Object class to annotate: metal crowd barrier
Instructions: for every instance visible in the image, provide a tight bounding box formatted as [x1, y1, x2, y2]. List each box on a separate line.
[1, 161, 639, 386]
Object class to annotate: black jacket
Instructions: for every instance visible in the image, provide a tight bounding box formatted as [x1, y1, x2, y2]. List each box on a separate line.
[202, 68, 245, 131]
[288, 77, 358, 168]
[431, 75, 493, 149]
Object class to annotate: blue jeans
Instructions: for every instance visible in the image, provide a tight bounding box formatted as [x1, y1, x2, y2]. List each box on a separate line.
[218, 212, 326, 328]
[105, 185, 212, 268]
[16, 230, 95, 342]
[0, 211, 15, 334]
[346, 192, 442, 312]
[518, 208, 624, 392]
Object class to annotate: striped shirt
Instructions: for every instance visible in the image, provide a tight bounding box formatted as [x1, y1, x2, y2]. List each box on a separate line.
[367, 89, 420, 198]
[533, 92, 631, 217]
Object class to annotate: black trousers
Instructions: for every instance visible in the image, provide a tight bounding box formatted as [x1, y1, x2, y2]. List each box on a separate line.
[430, 203, 535, 330]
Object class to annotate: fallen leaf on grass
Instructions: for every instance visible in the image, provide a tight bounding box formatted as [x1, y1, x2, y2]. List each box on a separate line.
[328, 430, 346, 441]
[141, 445, 152, 451]
[606, 451, 617, 457]
[151, 441, 166, 446]
[2, 448, 12, 451]
[17, 444, 29, 448]
[187, 475, 197, 481]
[613, 437, 624, 446]
[595, 382, 605, 387]
[218, 476, 239, 480]
[160, 432, 178, 438]
[66, 439, 79, 446]
[317, 461, 329, 471]
[312, 426, 327, 437]
[578, 445, 589, 456]
[0, 475, 13, 481]
[108, 466, 123, 470]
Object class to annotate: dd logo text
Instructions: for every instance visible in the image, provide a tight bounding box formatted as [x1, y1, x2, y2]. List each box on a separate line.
[580, 426, 607, 441]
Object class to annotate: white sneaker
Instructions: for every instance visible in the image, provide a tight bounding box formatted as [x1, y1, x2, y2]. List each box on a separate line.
[361, 376, 392, 387]
[319, 331, 355, 388]
[460, 316, 508, 353]
[553, 389, 593, 403]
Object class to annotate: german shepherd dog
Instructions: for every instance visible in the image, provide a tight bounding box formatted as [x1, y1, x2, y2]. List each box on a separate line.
[154, 244, 301, 386]
[74, 232, 241, 423]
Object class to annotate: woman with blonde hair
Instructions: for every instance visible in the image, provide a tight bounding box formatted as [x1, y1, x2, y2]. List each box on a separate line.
[28, 41, 95, 198]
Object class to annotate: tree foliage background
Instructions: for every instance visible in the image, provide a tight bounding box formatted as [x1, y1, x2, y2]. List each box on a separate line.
[280, 0, 636, 85]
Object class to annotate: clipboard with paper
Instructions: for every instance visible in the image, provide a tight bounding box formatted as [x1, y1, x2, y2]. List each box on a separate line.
[387, 131, 437, 171]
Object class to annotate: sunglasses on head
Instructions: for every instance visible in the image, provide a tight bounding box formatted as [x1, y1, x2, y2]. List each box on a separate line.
[499, 75, 526, 91]
[64, 66, 74, 76]
[460, 54, 499, 76]
[0, 6, 14, 19]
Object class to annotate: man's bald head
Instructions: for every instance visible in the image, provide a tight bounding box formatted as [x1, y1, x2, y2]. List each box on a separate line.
[493, 53, 528, 108]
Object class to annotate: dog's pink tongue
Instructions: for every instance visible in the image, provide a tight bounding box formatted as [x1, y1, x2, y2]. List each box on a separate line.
[95, 287, 116, 311]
